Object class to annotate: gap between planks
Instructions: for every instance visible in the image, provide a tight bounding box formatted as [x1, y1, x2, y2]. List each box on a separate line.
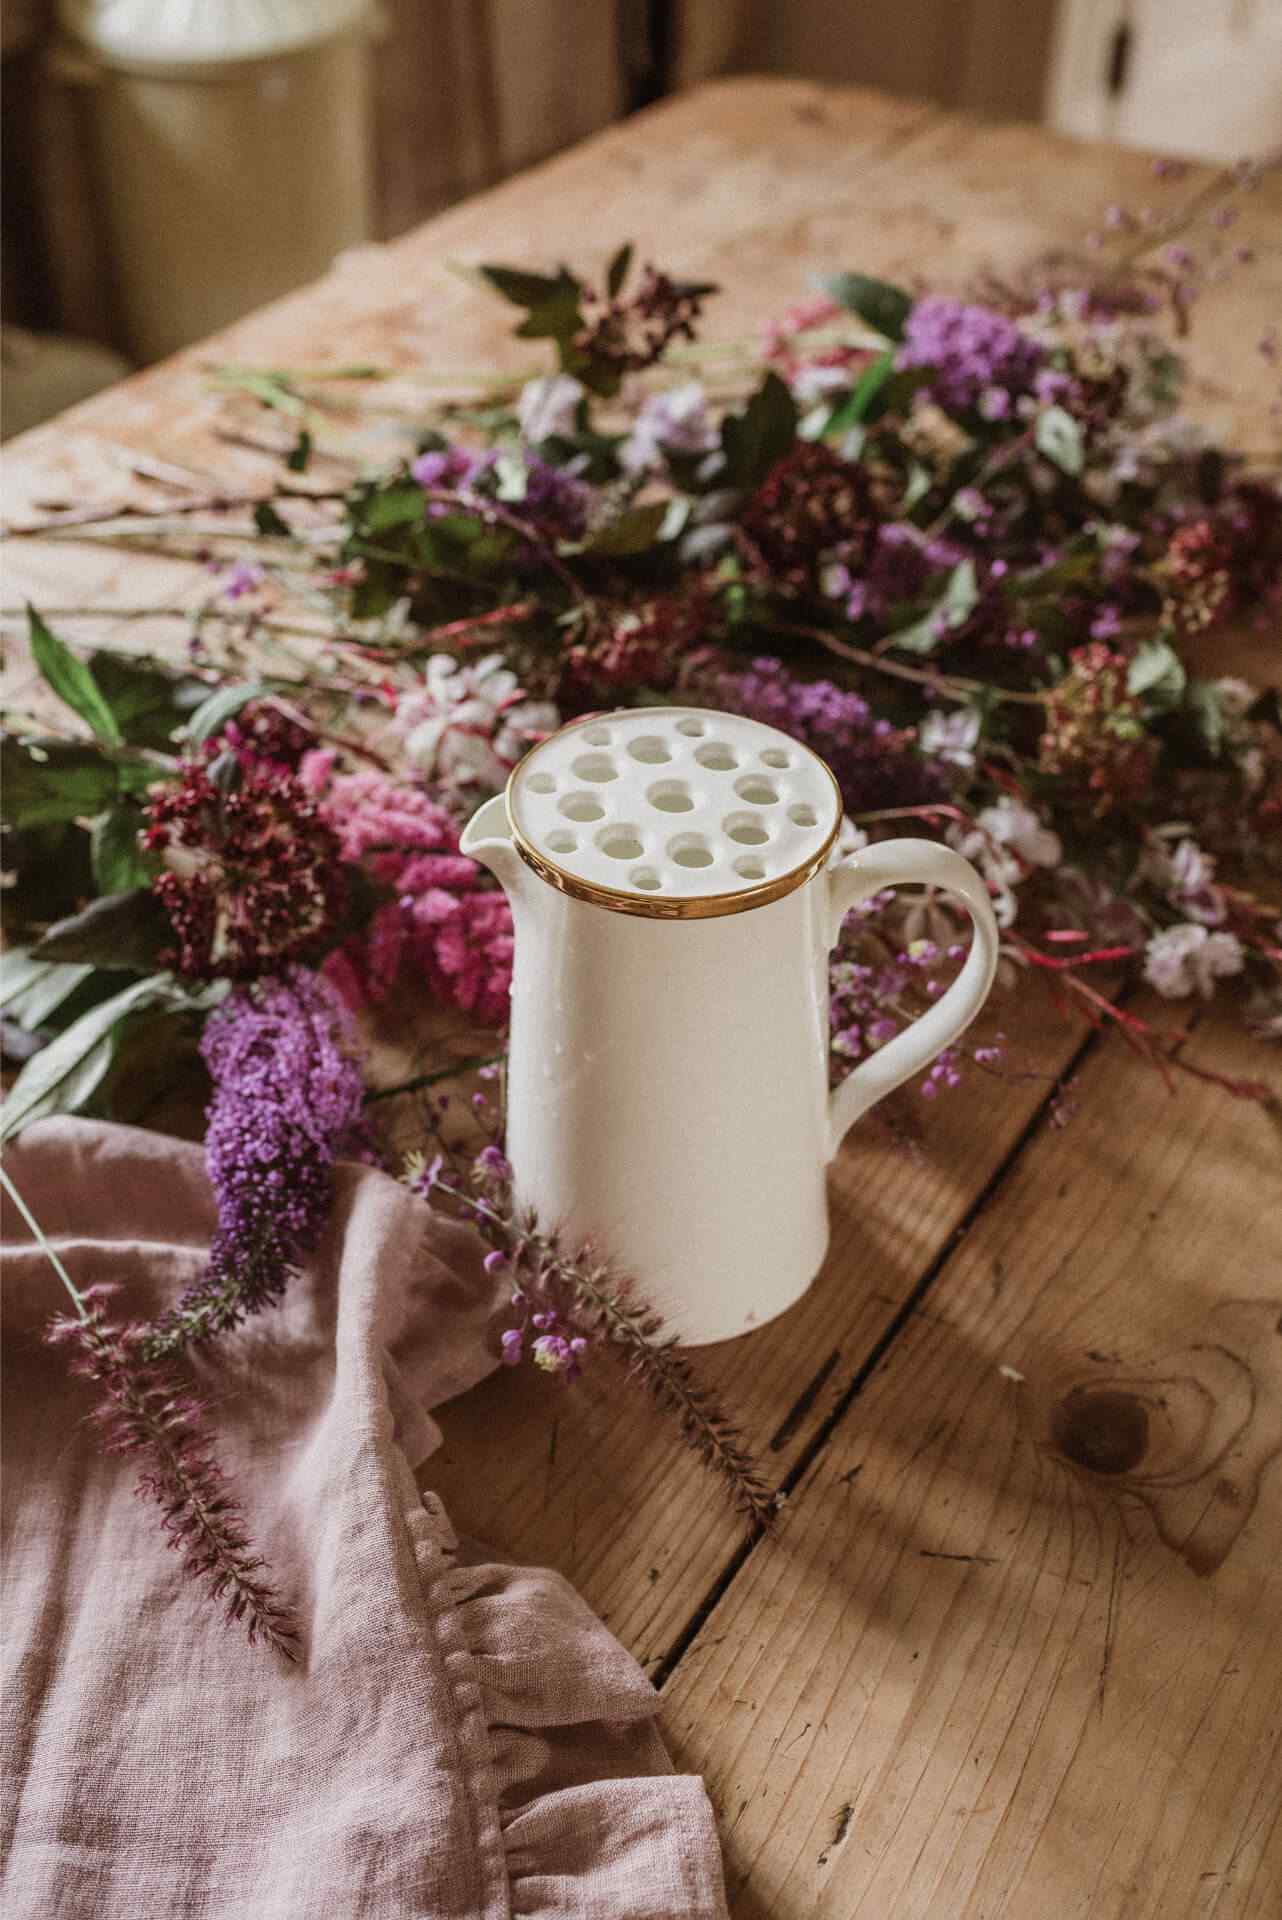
[652, 1018, 1105, 1692]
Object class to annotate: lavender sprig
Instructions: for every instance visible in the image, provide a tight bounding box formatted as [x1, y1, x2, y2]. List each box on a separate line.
[2, 1167, 298, 1658]
[424, 1148, 778, 1530]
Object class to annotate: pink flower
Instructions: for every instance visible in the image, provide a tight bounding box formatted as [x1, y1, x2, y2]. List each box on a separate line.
[306, 758, 514, 1026]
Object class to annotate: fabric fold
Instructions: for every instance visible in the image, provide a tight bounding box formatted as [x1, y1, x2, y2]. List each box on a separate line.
[1, 1117, 728, 1918]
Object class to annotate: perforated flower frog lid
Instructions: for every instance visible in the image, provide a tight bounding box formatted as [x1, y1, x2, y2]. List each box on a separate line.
[503, 707, 845, 918]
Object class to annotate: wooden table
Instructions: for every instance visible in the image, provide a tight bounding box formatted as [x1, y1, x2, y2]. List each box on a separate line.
[5, 79, 1281, 1919]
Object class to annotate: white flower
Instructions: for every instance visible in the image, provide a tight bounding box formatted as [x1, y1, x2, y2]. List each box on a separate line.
[1139, 831, 1225, 926]
[919, 707, 981, 769]
[398, 651, 559, 790]
[1143, 923, 1244, 999]
[791, 362, 855, 408]
[517, 373, 584, 443]
[949, 797, 1061, 929]
[1214, 676, 1255, 719]
[980, 797, 1062, 871]
[619, 382, 717, 472]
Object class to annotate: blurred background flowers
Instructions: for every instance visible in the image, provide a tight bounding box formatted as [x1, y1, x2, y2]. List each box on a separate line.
[5, 0, 1279, 434]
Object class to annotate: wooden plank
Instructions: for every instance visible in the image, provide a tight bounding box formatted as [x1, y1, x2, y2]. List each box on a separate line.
[422, 988, 1092, 1668]
[659, 1009, 1282, 1916]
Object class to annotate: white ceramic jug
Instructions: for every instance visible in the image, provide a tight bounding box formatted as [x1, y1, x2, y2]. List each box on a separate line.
[463, 707, 1000, 1345]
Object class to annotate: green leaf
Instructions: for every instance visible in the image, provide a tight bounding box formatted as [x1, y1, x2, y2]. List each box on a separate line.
[91, 806, 156, 894]
[253, 501, 293, 538]
[886, 559, 979, 655]
[821, 272, 914, 342]
[1185, 679, 1226, 757]
[0, 953, 95, 1030]
[720, 372, 799, 490]
[2, 976, 153, 1138]
[362, 481, 428, 530]
[0, 974, 223, 1140]
[478, 263, 579, 309]
[33, 888, 172, 972]
[492, 451, 530, 502]
[824, 352, 896, 434]
[86, 652, 204, 751]
[0, 948, 51, 1012]
[900, 461, 933, 513]
[583, 500, 670, 555]
[1, 737, 123, 828]
[286, 428, 312, 472]
[27, 606, 123, 746]
[606, 243, 633, 300]
[514, 287, 585, 347]
[1034, 405, 1085, 477]
[1128, 634, 1186, 708]
[185, 681, 264, 745]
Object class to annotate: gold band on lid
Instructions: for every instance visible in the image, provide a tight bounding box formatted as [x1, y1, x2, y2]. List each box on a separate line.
[504, 707, 844, 919]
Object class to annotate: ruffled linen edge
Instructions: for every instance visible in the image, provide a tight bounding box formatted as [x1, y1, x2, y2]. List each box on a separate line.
[402, 1488, 729, 1920]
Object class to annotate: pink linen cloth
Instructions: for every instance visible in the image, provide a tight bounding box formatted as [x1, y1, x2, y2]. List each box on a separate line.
[1, 1118, 727, 1918]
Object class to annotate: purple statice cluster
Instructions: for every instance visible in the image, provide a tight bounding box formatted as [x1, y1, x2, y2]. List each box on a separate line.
[687, 654, 947, 815]
[823, 522, 961, 625]
[896, 295, 1044, 417]
[145, 969, 365, 1354]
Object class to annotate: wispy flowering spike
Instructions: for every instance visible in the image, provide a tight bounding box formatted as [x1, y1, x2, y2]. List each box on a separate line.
[48, 1288, 299, 1658]
[418, 1108, 778, 1529]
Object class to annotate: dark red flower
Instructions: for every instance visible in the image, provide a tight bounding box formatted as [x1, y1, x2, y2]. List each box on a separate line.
[739, 442, 879, 591]
[559, 590, 713, 709]
[145, 761, 347, 980]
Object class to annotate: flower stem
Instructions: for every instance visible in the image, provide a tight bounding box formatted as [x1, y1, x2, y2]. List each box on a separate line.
[0, 1164, 88, 1316]
[780, 620, 1046, 708]
[364, 1052, 507, 1105]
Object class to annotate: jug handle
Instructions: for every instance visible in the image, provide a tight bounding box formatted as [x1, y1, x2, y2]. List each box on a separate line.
[825, 839, 1000, 1160]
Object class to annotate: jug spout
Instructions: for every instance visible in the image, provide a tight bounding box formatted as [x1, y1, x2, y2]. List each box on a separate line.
[461, 793, 526, 900]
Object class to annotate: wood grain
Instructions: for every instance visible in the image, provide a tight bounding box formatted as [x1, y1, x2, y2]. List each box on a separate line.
[662, 1010, 1281, 1917]
[2, 80, 1278, 1918]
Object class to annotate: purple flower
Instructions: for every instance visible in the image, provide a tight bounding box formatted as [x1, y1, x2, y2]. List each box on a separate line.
[696, 654, 947, 814]
[897, 297, 1043, 414]
[514, 456, 590, 540]
[411, 445, 490, 492]
[219, 560, 266, 601]
[146, 970, 365, 1352]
